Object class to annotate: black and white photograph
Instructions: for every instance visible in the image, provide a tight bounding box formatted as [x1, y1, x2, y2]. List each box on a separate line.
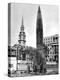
[8, 3, 59, 77]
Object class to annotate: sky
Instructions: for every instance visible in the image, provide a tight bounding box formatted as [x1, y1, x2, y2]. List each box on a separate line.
[10, 3, 59, 48]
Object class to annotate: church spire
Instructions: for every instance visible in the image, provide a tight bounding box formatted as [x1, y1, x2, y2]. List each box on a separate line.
[22, 16, 23, 26]
[20, 16, 24, 32]
[18, 17, 26, 46]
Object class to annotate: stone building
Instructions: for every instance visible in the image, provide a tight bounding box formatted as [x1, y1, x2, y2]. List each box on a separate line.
[43, 34, 59, 64]
[8, 17, 34, 76]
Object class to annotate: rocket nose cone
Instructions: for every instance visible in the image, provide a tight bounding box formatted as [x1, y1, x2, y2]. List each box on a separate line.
[38, 6, 41, 13]
[37, 6, 42, 19]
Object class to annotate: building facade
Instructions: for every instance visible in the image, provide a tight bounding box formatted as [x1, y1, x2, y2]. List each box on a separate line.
[43, 34, 59, 64]
[8, 17, 34, 76]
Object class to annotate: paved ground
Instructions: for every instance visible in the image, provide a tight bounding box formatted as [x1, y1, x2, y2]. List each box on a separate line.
[46, 64, 58, 75]
[46, 67, 58, 75]
[10, 64, 58, 77]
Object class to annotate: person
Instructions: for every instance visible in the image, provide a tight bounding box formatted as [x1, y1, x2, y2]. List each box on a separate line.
[28, 65, 30, 73]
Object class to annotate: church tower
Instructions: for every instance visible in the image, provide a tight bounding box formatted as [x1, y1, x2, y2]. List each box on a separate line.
[18, 17, 26, 46]
[36, 6, 43, 49]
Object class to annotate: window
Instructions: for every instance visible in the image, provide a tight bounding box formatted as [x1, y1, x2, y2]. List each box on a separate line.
[9, 64, 13, 68]
[22, 53, 26, 60]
